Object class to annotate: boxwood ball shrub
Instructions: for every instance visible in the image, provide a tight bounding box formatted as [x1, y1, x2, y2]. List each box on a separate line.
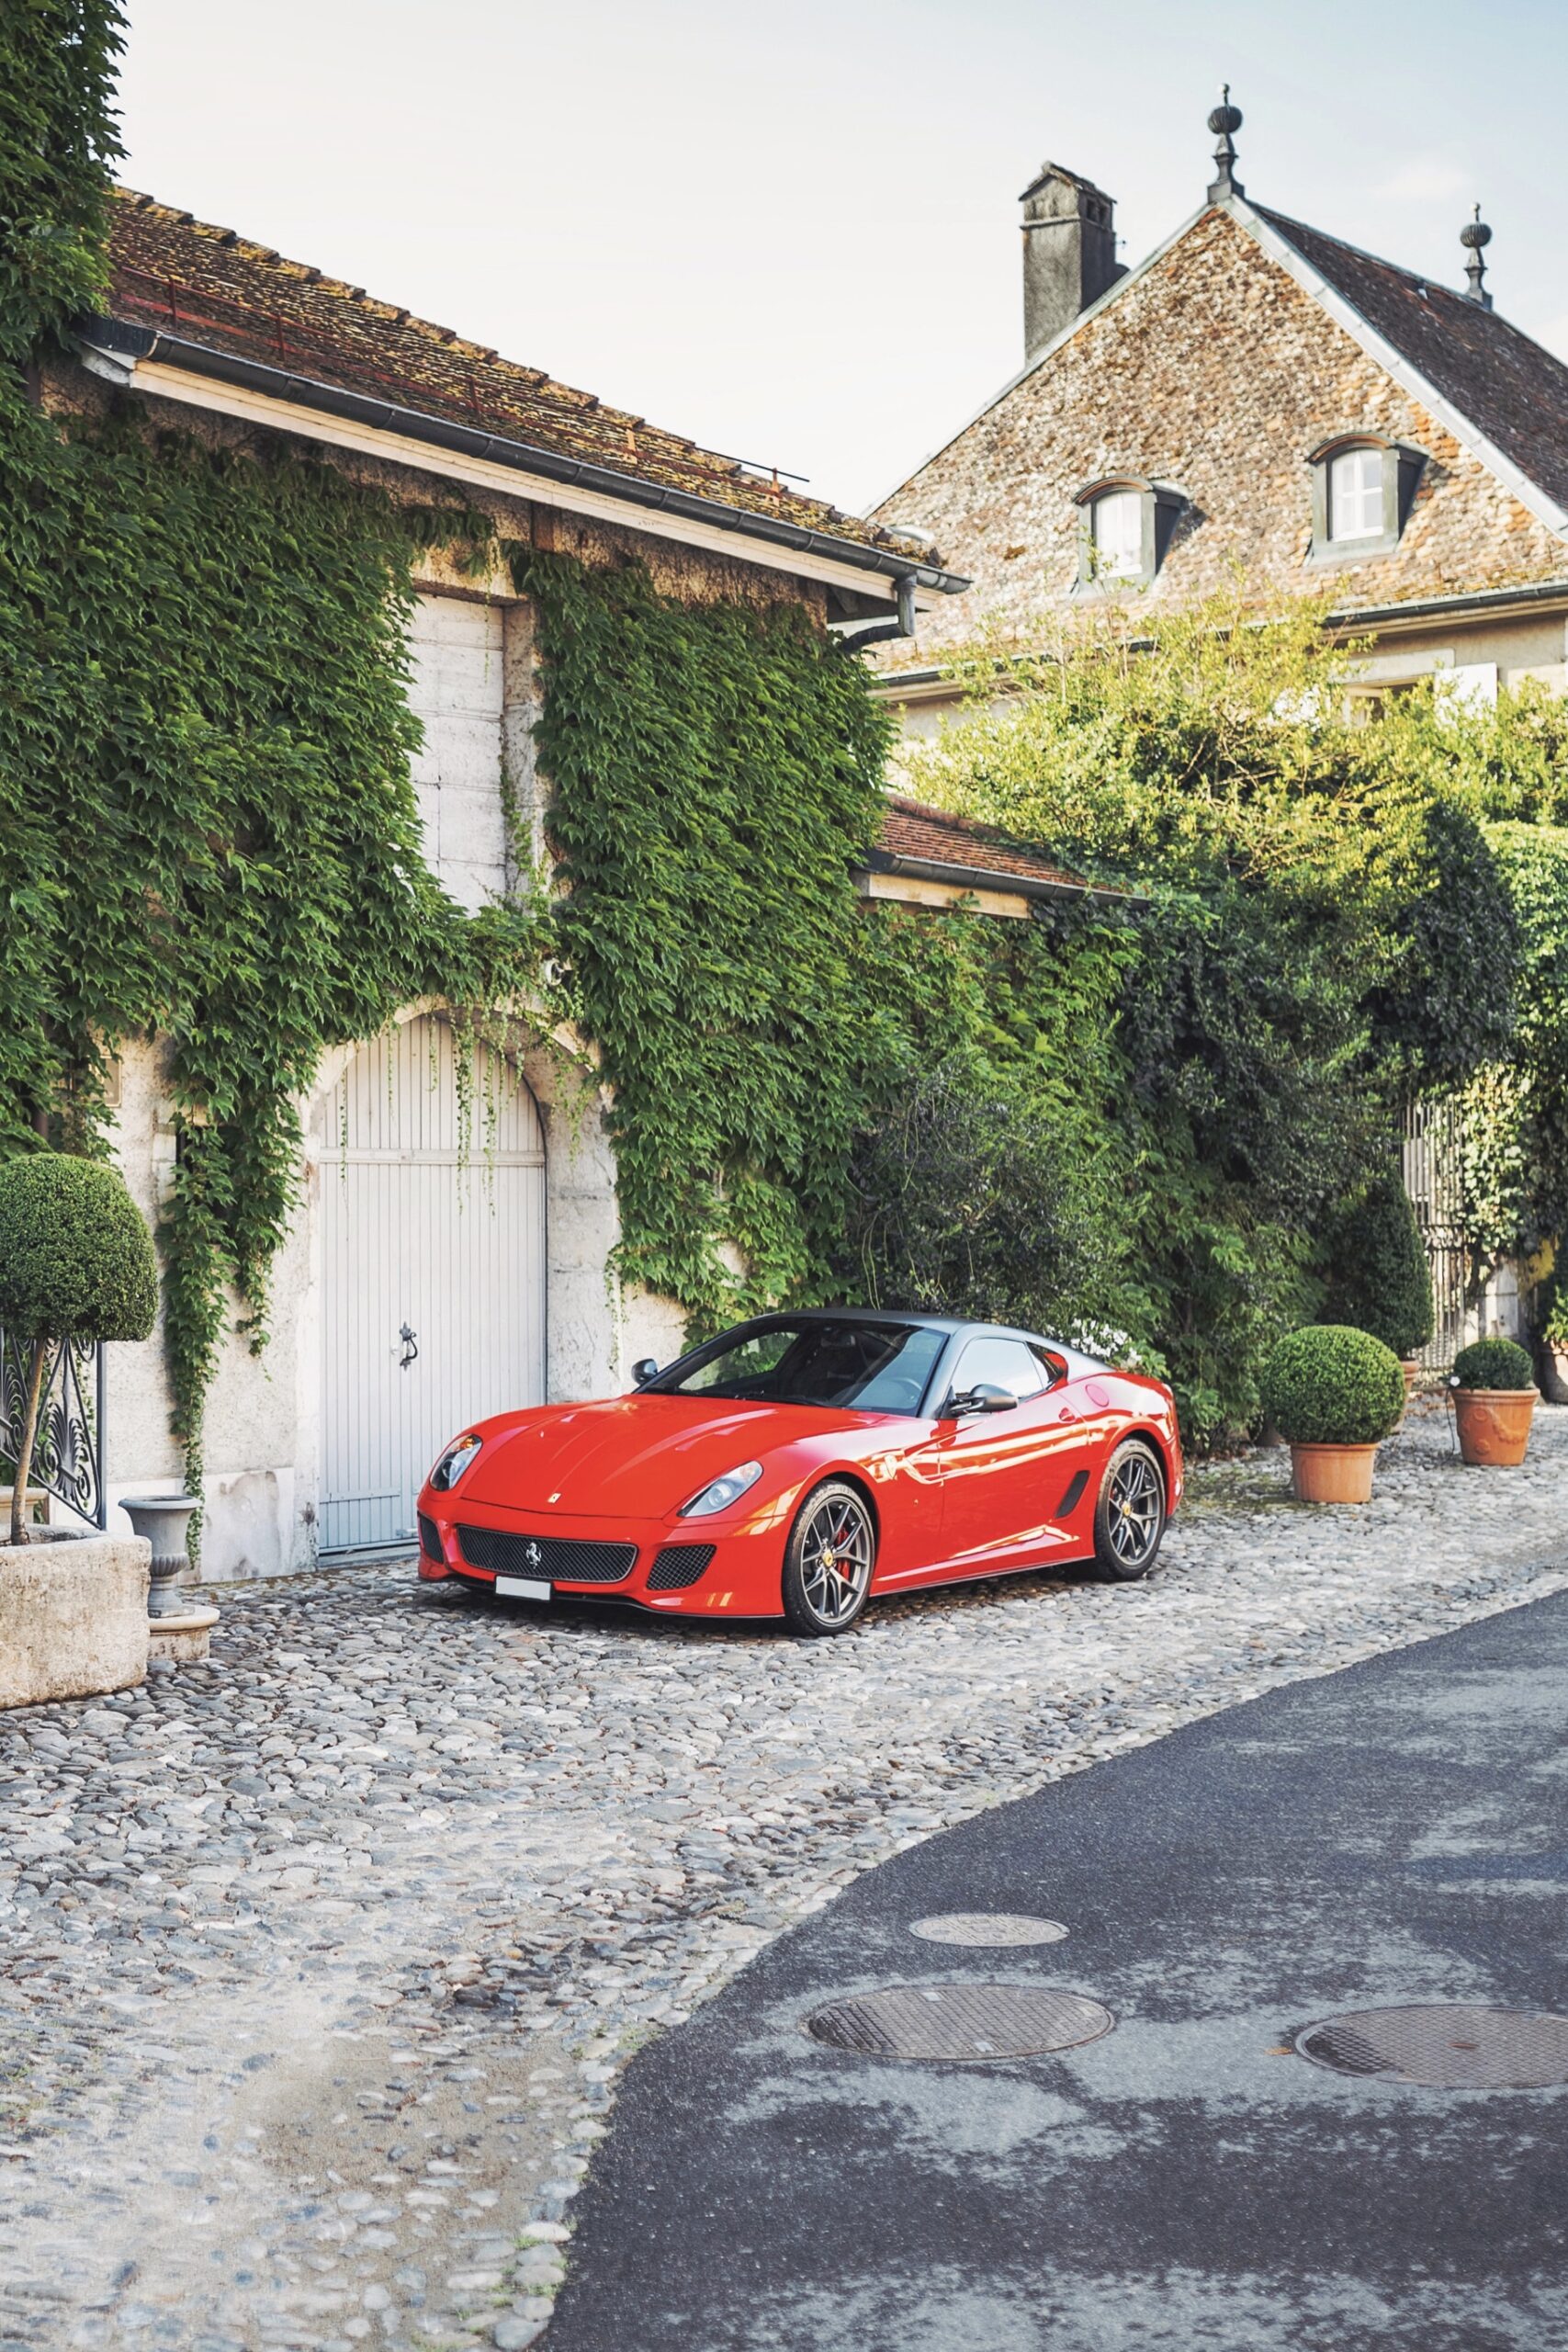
[0, 1154, 158, 1544]
[1260, 1324, 1406, 1447]
[1452, 1337, 1536, 1391]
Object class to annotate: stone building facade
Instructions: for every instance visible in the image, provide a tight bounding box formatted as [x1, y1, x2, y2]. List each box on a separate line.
[873, 113, 1568, 734]
[49, 191, 974, 1578]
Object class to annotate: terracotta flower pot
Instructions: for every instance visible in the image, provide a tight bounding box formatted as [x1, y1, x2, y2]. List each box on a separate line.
[1290, 1442, 1379, 1504]
[1400, 1359, 1421, 1396]
[1453, 1387, 1538, 1467]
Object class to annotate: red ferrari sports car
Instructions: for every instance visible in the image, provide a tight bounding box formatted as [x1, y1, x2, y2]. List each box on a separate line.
[416, 1309, 1182, 1635]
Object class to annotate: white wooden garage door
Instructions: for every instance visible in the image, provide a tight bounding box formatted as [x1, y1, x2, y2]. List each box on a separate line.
[319, 1015, 546, 1554]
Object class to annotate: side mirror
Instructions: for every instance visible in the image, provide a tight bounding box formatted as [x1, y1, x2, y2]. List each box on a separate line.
[631, 1358, 659, 1386]
[946, 1381, 1018, 1419]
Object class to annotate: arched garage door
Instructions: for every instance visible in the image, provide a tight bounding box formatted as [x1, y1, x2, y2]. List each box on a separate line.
[319, 1015, 546, 1554]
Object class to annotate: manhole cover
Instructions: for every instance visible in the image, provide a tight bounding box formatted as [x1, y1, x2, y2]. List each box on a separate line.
[807, 1983, 1113, 2063]
[1295, 2005, 1568, 2088]
[909, 1913, 1068, 1947]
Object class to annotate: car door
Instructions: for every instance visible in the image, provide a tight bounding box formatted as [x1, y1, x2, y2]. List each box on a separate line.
[931, 1337, 1096, 1580]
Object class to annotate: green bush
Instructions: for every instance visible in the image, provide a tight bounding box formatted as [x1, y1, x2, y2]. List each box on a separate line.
[1538, 1272, 1568, 1351]
[1452, 1337, 1535, 1391]
[1323, 1169, 1435, 1359]
[0, 1153, 156, 1544]
[1260, 1324, 1405, 1446]
[840, 1051, 1130, 1346]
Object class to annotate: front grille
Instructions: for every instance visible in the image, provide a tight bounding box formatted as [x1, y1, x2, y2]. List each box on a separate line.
[418, 1512, 443, 1564]
[647, 1543, 716, 1591]
[456, 1525, 637, 1584]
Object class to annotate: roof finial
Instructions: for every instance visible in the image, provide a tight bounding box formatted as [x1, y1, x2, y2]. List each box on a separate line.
[1207, 84, 1244, 203]
[1460, 202, 1493, 309]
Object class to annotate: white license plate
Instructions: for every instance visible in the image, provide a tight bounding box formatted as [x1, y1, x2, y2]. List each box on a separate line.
[495, 1576, 550, 1601]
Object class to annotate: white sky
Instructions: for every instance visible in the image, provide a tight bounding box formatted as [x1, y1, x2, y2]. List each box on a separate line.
[117, 0, 1568, 519]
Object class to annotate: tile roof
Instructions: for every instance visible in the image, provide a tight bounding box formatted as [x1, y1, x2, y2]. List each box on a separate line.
[871, 796, 1098, 894]
[102, 190, 934, 566]
[1257, 206, 1568, 516]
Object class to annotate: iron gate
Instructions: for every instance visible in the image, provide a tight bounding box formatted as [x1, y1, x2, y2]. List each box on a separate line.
[0, 1329, 106, 1527]
[1401, 1098, 1472, 1371]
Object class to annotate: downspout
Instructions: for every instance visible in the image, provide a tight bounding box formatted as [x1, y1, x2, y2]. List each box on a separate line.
[834, 574, 919, 652]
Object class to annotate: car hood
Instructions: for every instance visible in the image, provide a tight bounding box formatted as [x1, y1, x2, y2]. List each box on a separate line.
[457, 1394, 887, 1517]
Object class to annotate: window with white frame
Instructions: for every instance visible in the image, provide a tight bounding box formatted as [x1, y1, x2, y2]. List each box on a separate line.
[1327, 446, 1385, 543]
[1090, 488, 1145, 579]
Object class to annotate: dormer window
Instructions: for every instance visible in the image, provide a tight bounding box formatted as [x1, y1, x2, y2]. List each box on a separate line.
[1309, 434, 1427, 561]
[1074, 476, 1185, 589]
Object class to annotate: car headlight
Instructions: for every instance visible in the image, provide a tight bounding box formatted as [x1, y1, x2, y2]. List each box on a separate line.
[430, 1433, 482, 1491]
[680, 1460, 763, 1519]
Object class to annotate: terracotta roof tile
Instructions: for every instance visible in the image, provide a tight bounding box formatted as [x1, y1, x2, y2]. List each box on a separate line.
[873, 795, 1091, 891]
[103, 189, 932, 562]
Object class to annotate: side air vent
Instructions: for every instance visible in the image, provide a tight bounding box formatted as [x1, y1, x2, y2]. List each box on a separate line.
[647, 1544, 716, 1591]
[1055, 1469, 1089, 1519]
[457, 1526, 637, 1583]
[418, 1512, 443, 1563]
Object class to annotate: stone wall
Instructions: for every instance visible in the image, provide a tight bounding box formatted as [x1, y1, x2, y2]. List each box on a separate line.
[874, 207, 1568, 667]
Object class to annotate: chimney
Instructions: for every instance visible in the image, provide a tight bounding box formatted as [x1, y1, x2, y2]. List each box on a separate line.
[1020, 163, 1122, 367]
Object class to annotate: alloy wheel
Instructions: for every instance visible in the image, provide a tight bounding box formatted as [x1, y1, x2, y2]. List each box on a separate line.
[798, 1490, 874, 1626]
[1106, 1447, 1162, 1570]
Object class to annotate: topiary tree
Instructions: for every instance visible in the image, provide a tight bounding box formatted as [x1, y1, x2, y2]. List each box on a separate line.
[1260, 1324, 1406, 1446]
[1323, 1167, 1435, 1360]
[1452, 1337, 1535, 1391]
[0, 1155, 157, 1544]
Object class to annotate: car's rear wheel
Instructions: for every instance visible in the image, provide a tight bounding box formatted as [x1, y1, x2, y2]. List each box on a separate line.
[782, 1480, 875, 1636]
[1092, 1439, 1166, 1581]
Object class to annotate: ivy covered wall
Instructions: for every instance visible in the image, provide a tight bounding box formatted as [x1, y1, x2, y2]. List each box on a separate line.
[516, 549, 894, 1329]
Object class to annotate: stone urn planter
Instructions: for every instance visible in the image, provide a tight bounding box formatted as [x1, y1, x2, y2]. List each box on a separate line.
[1260, 1325, 1406, 1509]
[1451, 1340, 1539, 1469]
[0, 1530, 151, 1709]
[120, 1495, 218, 1662]
[1541, 1343, 1568, 1408]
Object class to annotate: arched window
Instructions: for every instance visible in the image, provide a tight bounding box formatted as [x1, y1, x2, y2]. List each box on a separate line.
[1309, 434, 1427, 560]
[1073, 476, 1185, 589]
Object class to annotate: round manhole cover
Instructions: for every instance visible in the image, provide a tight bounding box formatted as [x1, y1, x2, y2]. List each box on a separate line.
[909, 1913, 1068, 1948]
[807, 1983, 1114, 2063]
[1295, 2004, 1568, 2088]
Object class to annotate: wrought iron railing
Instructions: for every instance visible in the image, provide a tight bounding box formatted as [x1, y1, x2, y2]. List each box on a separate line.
[1401, 1097, 1473, 1372]
[0, 1329, 106, 1529]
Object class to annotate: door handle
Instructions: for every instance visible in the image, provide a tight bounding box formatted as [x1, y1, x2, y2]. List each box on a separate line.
[1057, 1406, 1077, 1421]
[399, 1323, 419, 1370]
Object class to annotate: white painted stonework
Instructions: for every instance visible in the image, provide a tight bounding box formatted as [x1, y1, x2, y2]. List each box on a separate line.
[408, 591, 509, 910]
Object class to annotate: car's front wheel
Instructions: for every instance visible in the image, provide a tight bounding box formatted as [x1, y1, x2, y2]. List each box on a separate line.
[781, 1480, 875, 1636]
[1092, 1439, 1167, 1581]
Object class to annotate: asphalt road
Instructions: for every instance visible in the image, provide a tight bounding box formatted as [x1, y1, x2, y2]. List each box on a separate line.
[547, 1589, 1568, 2352]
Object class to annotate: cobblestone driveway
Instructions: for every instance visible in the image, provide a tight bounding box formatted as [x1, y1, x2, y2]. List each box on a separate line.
[4, 1403, 1566, 2352]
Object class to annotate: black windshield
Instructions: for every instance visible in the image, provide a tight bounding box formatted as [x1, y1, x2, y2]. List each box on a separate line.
[652, 1319, 947, 1415]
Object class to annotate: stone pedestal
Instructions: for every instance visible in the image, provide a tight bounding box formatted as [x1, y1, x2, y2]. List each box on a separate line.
[147, 1604, 220, 1664]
